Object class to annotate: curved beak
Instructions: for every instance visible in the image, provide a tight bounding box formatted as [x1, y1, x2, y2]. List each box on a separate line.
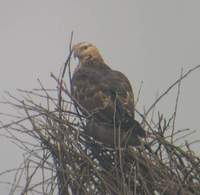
[72, 43, 81, 59]
[73, 48, 78, 59]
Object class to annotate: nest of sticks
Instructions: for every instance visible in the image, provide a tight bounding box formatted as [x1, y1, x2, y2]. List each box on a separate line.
[1, 38, 200, 195]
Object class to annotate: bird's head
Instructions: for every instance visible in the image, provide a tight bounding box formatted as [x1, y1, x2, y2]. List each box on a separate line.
[73, 42, 105, 65]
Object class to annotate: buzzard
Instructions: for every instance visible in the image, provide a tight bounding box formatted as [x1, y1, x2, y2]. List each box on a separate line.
[71, 42, 145, 147]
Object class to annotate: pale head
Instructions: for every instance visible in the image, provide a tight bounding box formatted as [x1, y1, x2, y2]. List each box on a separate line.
[73, 42, 105, 65]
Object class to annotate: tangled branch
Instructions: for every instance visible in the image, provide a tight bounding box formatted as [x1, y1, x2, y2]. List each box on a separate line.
[0, 39, 200, 195]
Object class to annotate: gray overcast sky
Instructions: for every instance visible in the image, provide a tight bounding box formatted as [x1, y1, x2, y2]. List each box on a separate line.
[0, 0, 200, 192]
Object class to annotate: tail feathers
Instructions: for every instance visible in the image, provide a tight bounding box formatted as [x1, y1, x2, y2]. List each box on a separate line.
[85, 120, 145, 147]
[132, 120, 146, 138]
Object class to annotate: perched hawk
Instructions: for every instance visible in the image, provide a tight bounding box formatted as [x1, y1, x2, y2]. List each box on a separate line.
[71, 42, 145, 147]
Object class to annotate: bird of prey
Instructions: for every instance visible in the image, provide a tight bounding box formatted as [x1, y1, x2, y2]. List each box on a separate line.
[71, 42, 145, 147]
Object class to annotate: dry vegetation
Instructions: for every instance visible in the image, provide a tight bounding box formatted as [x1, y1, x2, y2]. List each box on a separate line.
[0, 38, 200, 195]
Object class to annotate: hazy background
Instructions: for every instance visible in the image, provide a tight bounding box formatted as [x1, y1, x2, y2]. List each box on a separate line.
[0, 0, 200, 193]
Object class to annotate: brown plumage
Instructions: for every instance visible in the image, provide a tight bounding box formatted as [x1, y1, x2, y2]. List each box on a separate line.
[71, 42, 145, 147]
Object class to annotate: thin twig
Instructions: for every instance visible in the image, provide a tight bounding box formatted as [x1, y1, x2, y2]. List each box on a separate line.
[144, 65, 200, 118]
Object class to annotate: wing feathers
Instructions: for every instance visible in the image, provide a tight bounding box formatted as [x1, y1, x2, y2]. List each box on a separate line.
[72, 65, 135, 128]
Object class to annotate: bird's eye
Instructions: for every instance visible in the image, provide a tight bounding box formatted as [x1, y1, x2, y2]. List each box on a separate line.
[83, 46, 88, 50]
